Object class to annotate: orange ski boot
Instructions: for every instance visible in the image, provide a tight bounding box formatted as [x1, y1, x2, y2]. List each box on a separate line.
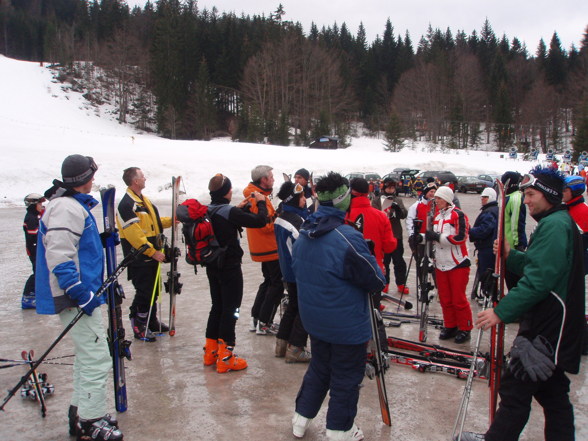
[216, 339, 248, 373]
[203, 338, 219, 366]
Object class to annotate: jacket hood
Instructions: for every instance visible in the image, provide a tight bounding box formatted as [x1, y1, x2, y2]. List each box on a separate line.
[300, 206, 346, 239]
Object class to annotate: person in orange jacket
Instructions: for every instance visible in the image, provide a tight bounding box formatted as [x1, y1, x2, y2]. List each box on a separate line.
[243, 165, 285, 335]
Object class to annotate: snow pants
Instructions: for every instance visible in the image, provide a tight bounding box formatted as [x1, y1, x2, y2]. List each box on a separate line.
[205, 264, 244, 346]
[276, 282, 308, 348]
[485, 367, 574, 441]
[251, 260, 284, 324]
[384, 240, 407, 287]
[295, 336, 366, 431]
[128, 263, 160, 317]
[59, 307, 112, 420]
[435, 266, 473, 331]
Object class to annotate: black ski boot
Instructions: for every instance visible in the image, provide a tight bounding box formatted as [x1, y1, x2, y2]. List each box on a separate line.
[70, 406, 119, 437]
[148, 307, 169, 333]
[76, 416, 123, 441]
[131, 315, 156, 342]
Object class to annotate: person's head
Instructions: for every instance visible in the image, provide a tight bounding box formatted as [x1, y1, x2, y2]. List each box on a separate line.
[123, 167, 146, 193]
[519, 165, 565, 217]
[315, 172, 351, 212]
[277, 181, 306, 208]
[61, 155, 97, 193]
[383, 177, 397, 195]
[251, 165, 274, 191]
[480, 187, 497, 206]
[209, 173, 233, 201]
[423, 182, 437, 200]
[501, 171, 522, 195]
[24, 193, 46, 211]
[434, 185, 454, 209]
[563, 175, 586, 203]
[294, 168, 310, 187]
[350, 177, 369, 197]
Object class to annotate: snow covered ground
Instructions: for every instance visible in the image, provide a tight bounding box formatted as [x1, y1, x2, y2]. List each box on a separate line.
[0, 55, 540, 207]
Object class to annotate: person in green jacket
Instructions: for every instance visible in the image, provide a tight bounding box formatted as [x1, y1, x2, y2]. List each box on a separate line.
[459, 166, 585, 441]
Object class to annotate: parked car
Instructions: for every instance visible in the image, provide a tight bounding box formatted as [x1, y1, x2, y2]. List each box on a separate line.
[345, 172, 382, 182]
[416, 170, 458, 186]
[309, 136, 338, 149]
[477, 174, 500, 190]
[457, 176, 489, 193]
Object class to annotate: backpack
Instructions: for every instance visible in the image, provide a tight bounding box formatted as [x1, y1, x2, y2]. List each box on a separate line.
[176, 199, 227, 268]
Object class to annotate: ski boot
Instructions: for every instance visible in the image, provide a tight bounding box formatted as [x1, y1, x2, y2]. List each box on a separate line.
[70, 406, 119, 436]
[397, 285, 409, 295]
[453, 433, 485, 441]
[285, 345, 311, 363]
[292, 412, 313, 438]
[21, 293, 36, 309]
[275, 338, 288, 357]
[76, 416, 123, 441]
[203, 338, 218, 366]
[216, 339, 248, 373]
[326, 423, 364, 441]
[130, 316, 156, 342]
[148, 316, 170, 334]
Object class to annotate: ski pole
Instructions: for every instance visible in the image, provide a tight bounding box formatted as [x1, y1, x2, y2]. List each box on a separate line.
[0, 244, 148, 413]
[397, 251, 414, 313]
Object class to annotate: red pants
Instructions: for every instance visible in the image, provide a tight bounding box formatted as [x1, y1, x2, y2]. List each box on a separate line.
[435, 266, 473, 331]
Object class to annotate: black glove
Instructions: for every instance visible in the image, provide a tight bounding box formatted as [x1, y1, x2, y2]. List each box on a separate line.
[408, 234, 422, 249]
[425, 230, 441, 242]
[509, 335, 555, 382]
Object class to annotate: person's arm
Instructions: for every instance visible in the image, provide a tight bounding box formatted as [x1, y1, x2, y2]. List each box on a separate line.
[229, 200, 268, 228]
[342, 231, 386, 293]
[469, 210, 497, 242]
[395, 196, 408, 219]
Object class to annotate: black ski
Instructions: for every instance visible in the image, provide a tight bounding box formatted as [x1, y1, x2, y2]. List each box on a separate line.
[166, 176, 182, 336]
[21, 350, 48, 417]
[386, 336, 486, 366]
[101, 187, 131, 413]
[418, 199, 436, 342]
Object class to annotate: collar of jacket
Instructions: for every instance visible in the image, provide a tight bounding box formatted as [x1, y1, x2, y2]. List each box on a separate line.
[250, 182, 272, 196]
[282, 203, 309, 219]
[566, 195, 585, 208]
[350, 195, 371, 208]
[531, 203, 566, 222]
[72, 192, 99, 210]
[480, 200, 498, 211]
[301, 206, 345, 238]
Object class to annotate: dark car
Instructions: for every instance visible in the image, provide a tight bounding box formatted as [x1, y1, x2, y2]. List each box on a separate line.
[416, 170, 458, 186]
[309, 136, 338, 149]
[477, 174, 500, 191]
[457, 176, 489, 194]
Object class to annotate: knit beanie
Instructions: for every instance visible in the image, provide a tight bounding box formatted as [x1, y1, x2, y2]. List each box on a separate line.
[61, 155, 97, 188]
[350, 177, 370, 196]
[525, 166, 564, 205]
[501, 171, 522, 194]
[434, 186, 454, 205]
[294, 168, 310, 182]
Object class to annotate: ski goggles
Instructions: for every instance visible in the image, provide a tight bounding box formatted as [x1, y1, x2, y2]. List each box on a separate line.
[519, 173, 560, 198]
[283, 183, 305, 203]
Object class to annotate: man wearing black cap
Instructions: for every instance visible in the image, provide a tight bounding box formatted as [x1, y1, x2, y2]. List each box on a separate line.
[36, 154, 123, 440]
[117, 167, 172, 342]
[294, 168, 317, 212]
[460, 166, 585, 441]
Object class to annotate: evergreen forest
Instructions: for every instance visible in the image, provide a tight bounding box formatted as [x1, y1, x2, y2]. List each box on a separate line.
[2, 0, 588, 157]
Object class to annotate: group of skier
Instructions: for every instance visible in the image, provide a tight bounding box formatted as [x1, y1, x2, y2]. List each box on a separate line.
[20, 154, 586, 441]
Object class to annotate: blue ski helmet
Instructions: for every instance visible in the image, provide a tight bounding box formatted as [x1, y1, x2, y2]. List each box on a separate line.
[564, 175, 586, 198]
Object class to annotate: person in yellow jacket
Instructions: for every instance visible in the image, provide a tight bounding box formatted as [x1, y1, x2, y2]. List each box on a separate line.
[243, 165, 284, 335]
[117, 167, 172, 341]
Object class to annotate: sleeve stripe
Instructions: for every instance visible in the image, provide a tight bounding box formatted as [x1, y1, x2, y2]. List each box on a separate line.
[46, 226, 82, 238]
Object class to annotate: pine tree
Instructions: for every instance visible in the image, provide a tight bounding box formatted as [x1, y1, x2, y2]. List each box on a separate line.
[384, 112, 404, 152]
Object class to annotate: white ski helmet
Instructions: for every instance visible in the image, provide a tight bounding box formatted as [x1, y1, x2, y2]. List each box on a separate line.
[24, 193, 46, 207]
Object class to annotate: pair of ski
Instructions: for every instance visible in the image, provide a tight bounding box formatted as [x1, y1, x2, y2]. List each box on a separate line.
[19, 350, 53, 417]
[452, 179, 507, 440]
[385, 337, 488, 380]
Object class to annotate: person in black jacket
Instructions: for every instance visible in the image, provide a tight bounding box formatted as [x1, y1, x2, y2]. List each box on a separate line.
[203, 173, 269, 373]
[469, 187, 499, 300]
[22, 193, 45, 309]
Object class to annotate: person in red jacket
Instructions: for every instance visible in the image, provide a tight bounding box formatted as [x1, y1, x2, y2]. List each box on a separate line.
[243, 165, 284, 335]
[562, 175, 588, 356]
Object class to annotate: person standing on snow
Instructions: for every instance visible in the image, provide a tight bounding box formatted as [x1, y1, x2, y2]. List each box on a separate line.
[117, 167, 172, 342]
[425, 186, 473, 344]
[22, 192, 45, 309]
[36, 154, 123, 440]
[274, 181, 311, 363]
[244, 165, 284, 335]
[202, 173, 269, 373]
[290, 172, 385, 441]
[372, 177, 409, 295]
[460, 166, 585, 441]
[469, 187, 499, 298]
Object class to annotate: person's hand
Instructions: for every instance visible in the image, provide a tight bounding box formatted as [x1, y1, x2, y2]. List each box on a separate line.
[152, 250, 166, 262]
[476, 308, 502, 330]
[251, 191, 265, 202]
[425, 230, 440, 242]
[408, 234, 422, 249]
[493, 238, 511, 258]
[79, 291, 101, 316]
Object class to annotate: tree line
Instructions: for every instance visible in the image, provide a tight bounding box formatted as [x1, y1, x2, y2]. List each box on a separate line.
[1, 0, 587, 156]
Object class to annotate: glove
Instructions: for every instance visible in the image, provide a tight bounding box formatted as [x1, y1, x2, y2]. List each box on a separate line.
[408, 234, 422, 249]
[509, 335, 556, 382]
[425, 230, 441, 242]
[78, 291, 101, 316]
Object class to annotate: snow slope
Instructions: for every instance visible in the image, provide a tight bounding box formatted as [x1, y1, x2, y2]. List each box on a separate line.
[0, 55, 538, 206]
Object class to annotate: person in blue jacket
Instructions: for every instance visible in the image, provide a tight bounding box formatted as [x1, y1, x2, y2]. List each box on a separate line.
[290, 172, 386, 441]
[36, 155, 122, 441]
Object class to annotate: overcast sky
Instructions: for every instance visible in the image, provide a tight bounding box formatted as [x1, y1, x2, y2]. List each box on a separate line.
[125, 0, 586, 52]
